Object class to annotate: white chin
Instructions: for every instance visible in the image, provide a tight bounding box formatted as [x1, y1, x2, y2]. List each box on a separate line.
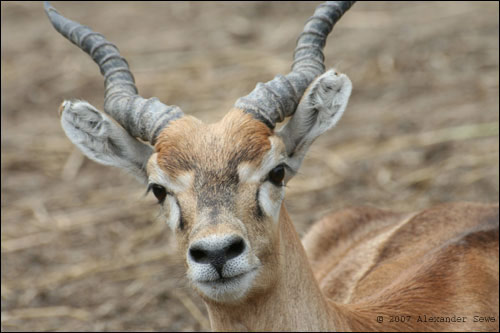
[194, 269, 258, 303]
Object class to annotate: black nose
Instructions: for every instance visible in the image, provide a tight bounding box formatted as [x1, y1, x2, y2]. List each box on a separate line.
[189, 236, 246, 277]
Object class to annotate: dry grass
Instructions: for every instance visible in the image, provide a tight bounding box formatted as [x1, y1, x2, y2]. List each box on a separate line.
[1, 1, 498, 331]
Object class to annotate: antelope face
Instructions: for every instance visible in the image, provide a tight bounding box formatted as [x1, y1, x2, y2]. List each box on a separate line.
[46, 0, 353, 306]
[55, 68, 352, 305]
[147, 110, 286, 302]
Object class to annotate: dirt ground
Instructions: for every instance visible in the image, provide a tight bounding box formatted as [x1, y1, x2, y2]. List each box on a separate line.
[1, 1, 498, 331]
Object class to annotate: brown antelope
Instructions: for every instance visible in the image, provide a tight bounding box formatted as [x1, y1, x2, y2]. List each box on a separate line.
[45, 1, 499, 331]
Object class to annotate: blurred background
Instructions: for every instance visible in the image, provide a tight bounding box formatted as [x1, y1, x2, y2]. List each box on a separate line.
[1, 1, 498, 331]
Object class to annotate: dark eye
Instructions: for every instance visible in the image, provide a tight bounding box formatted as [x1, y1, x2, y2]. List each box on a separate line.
[150, 184, 167, 203]
[268, 164, 285, 185]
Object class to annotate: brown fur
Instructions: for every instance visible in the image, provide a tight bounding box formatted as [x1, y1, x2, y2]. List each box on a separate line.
[151, 110, 498, 331]
[204, 203, 498, 332]
[152, 109, 282, 304]
[152, 109, 273, 239]
[206, 205, 336, 331]
[155, 109, 272, 177]
[306, 202, 499, 331]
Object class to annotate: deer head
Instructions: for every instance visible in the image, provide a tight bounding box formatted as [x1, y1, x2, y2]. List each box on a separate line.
[46, 1, 354, 304]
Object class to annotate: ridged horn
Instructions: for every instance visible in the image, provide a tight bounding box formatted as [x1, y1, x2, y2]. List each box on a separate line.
[234, 1, 355, 129]
[44, 2, 184, 144]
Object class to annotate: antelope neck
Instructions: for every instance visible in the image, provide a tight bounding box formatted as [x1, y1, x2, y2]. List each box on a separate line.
[204, 204, 337, 331]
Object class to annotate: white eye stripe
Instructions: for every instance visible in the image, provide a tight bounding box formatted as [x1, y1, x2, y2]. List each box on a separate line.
[238, 137, 286, 184]
[147, 153, 193, 194]
[258, 182, 285, 223]
[164, 194, 181, 231]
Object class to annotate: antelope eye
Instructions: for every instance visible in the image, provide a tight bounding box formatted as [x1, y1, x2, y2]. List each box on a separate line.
[268, 164, 285, 185]
[150, 184, 167, 203]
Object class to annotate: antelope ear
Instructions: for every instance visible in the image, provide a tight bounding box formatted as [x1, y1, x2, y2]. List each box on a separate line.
[59, 100, 154, 183]
[277, 69, 352, 181]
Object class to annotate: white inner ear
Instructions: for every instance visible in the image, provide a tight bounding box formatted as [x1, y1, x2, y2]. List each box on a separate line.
[278, 69, 352, 180]
[60, 99, 153, 183]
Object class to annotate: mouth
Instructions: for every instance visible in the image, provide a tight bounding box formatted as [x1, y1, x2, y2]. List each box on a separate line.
[193, 268, 259, 301]
[198, 271, 250, 286]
